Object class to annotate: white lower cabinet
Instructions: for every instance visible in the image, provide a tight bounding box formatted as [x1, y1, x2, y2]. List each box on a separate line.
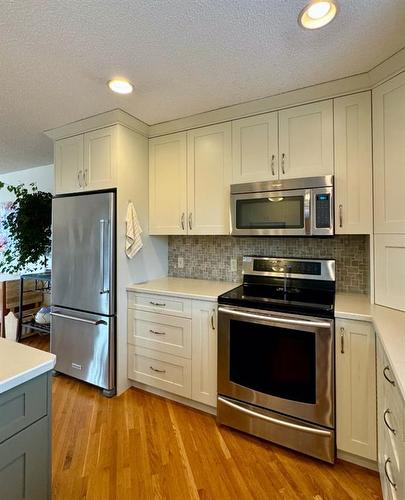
[335, 319, 377, 461]
[191, 301, 217, 406]
[128, 293, 218, 407]
[377, 337, 405, 500]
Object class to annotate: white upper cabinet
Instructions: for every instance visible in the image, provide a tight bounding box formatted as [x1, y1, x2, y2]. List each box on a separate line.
[83, 126, 117, 191]
[334, 92, 372, 234]
[55, 126, 118, 194]
[373, 72, 405, 234]
[54, 135, 84, 194]
[187, 123, 232, 235]
[278, 100, 334, 179]
[335, 319, 376, 461]
[149, 133, 187, 235]
[375, 234, 405, 311]
[191, 301, 217, 407]
[232, 112, 278, 183]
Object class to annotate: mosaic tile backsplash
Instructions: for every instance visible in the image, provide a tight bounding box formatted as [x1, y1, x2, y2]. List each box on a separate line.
[168, 235, 370, 293]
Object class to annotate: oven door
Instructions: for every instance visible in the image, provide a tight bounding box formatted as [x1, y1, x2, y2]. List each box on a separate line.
[230, 189, 311, 236]
[218, 306, 334, 428]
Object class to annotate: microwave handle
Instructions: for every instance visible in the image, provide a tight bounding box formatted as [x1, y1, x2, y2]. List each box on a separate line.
[304, 190, 311, 235]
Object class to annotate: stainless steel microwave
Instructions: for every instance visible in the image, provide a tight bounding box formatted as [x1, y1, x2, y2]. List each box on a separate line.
[230, 176, 334, 236]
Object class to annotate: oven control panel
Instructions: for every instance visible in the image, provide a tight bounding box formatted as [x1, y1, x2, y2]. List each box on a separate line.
[243, 256, 336, 282]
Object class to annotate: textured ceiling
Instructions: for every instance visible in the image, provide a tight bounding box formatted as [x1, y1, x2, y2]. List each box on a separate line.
[1, 0, 405, 172]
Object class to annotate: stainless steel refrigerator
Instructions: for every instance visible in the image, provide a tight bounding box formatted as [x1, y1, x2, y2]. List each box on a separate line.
[51, 190, 116, 396]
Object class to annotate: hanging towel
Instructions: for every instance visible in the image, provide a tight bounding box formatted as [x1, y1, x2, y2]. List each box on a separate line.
[126, 202, 143, 258]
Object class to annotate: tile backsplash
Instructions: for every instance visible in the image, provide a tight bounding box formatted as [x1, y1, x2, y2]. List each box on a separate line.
[168, 235, 370, 293]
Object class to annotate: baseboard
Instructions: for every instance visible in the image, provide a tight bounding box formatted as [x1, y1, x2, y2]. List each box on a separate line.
[337, 450, 378, 471]
[129, 380, 217, 416]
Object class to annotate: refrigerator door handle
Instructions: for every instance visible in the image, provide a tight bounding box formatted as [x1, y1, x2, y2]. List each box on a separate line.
[99, 219, 109, 295]
[50, 312, 107, 326]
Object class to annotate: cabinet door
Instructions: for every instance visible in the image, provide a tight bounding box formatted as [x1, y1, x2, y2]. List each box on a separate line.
[54, 135, 83, 194]
[373, 72, 405, 233]
[187, 123, 232, 235]
[83, 126, 117, 190]
[149, 133, 187, 235]
[0, 416, 50, 500]
[335, 319, 376, 460]
[375, 234, 405, 311]
[278, 100, 333, 179]
[334, 92, 372, 234]
[191, 301, 217, 407]
[232, 112, 278, 183]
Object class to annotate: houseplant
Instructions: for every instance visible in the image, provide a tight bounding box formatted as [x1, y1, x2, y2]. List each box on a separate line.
[0, 182, 52, 273]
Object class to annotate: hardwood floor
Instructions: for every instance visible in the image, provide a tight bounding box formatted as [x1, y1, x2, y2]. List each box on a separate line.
[25, 335, 383, 499]
[21, 332, 50, 351]
[51, 376, 382, 500]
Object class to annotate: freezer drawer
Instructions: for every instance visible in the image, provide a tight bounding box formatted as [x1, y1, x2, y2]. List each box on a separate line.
[51, 308, 115, 391]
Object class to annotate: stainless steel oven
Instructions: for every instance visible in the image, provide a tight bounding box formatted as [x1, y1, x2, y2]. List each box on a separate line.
[230, 175, 334, 236]
[217, 257, 336, 463]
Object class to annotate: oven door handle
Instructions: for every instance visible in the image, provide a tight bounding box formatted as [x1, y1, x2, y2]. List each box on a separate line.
[218, 397, 332, 437]
[218, 307, 331, 329]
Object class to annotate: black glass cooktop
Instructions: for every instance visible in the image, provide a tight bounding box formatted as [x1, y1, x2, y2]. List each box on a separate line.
[218, 280, 335, 318]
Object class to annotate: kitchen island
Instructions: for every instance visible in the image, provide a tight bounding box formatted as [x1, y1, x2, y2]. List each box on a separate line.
[0, 338, 55, 500]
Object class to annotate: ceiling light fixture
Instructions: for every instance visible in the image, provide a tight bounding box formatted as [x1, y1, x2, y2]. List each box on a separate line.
[108, 78, 133, 94]
[298, 0, 337, 30]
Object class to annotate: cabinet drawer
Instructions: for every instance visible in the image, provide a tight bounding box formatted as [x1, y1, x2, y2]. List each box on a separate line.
[0, 374, 48, 444]
[128, 292, 192, 318]
[381, 427, 403, 500]
[128, 345, 191, 398]
[128, 310, 191, 358]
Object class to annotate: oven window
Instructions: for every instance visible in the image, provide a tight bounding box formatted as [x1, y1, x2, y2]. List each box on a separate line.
[235, 196, 304, 229]
[229, 320, 316, 404]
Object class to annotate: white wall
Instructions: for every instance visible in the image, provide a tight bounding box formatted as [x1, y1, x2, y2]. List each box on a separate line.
[0, 164, 54, 201]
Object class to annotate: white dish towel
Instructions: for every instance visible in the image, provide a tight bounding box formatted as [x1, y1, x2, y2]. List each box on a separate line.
[125, 202, 143, 258]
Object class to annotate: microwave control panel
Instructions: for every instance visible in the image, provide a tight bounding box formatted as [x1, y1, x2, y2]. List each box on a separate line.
[315, 194, 331, 228]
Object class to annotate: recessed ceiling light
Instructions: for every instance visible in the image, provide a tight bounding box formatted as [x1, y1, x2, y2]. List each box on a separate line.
[298, 1, 337, 30]
[108, 78, 133, 94]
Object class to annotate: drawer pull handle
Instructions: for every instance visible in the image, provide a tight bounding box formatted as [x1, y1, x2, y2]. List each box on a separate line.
[383, 366, 395, 386]
[211, 310, 216, 330]
[149, 329, 166, 335]
[150, 301, 166, 307]
[384, 458, 397, 490]
[270, 154, 275, 176]
[149, 366, 166, 374]
[340, 326, 345, 354]
[383, 409, 396, 435]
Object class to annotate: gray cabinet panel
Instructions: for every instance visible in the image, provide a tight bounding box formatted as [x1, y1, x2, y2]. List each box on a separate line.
[0, 416, 50, 500]
[0, 374, 47, 444]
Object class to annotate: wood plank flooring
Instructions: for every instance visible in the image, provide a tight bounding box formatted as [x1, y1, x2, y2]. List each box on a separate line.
[24, 335, 383, 500]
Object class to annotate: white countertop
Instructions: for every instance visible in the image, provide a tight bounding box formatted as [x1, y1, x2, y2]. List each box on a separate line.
[336, 292, 405, 401]
[0, 338, 56, 394]
[127, 277, 238, 301]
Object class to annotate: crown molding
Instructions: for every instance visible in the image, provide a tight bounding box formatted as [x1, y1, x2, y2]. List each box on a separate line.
[368, 46, 405, 87]
[44, 108, 149, 141]
[43, 46, 405, 142]
[148, 73, 371, 137]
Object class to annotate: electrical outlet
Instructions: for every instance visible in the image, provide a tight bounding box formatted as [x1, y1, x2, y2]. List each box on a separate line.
[178, 257, 184, 269]
[230, 258, 237, 272]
